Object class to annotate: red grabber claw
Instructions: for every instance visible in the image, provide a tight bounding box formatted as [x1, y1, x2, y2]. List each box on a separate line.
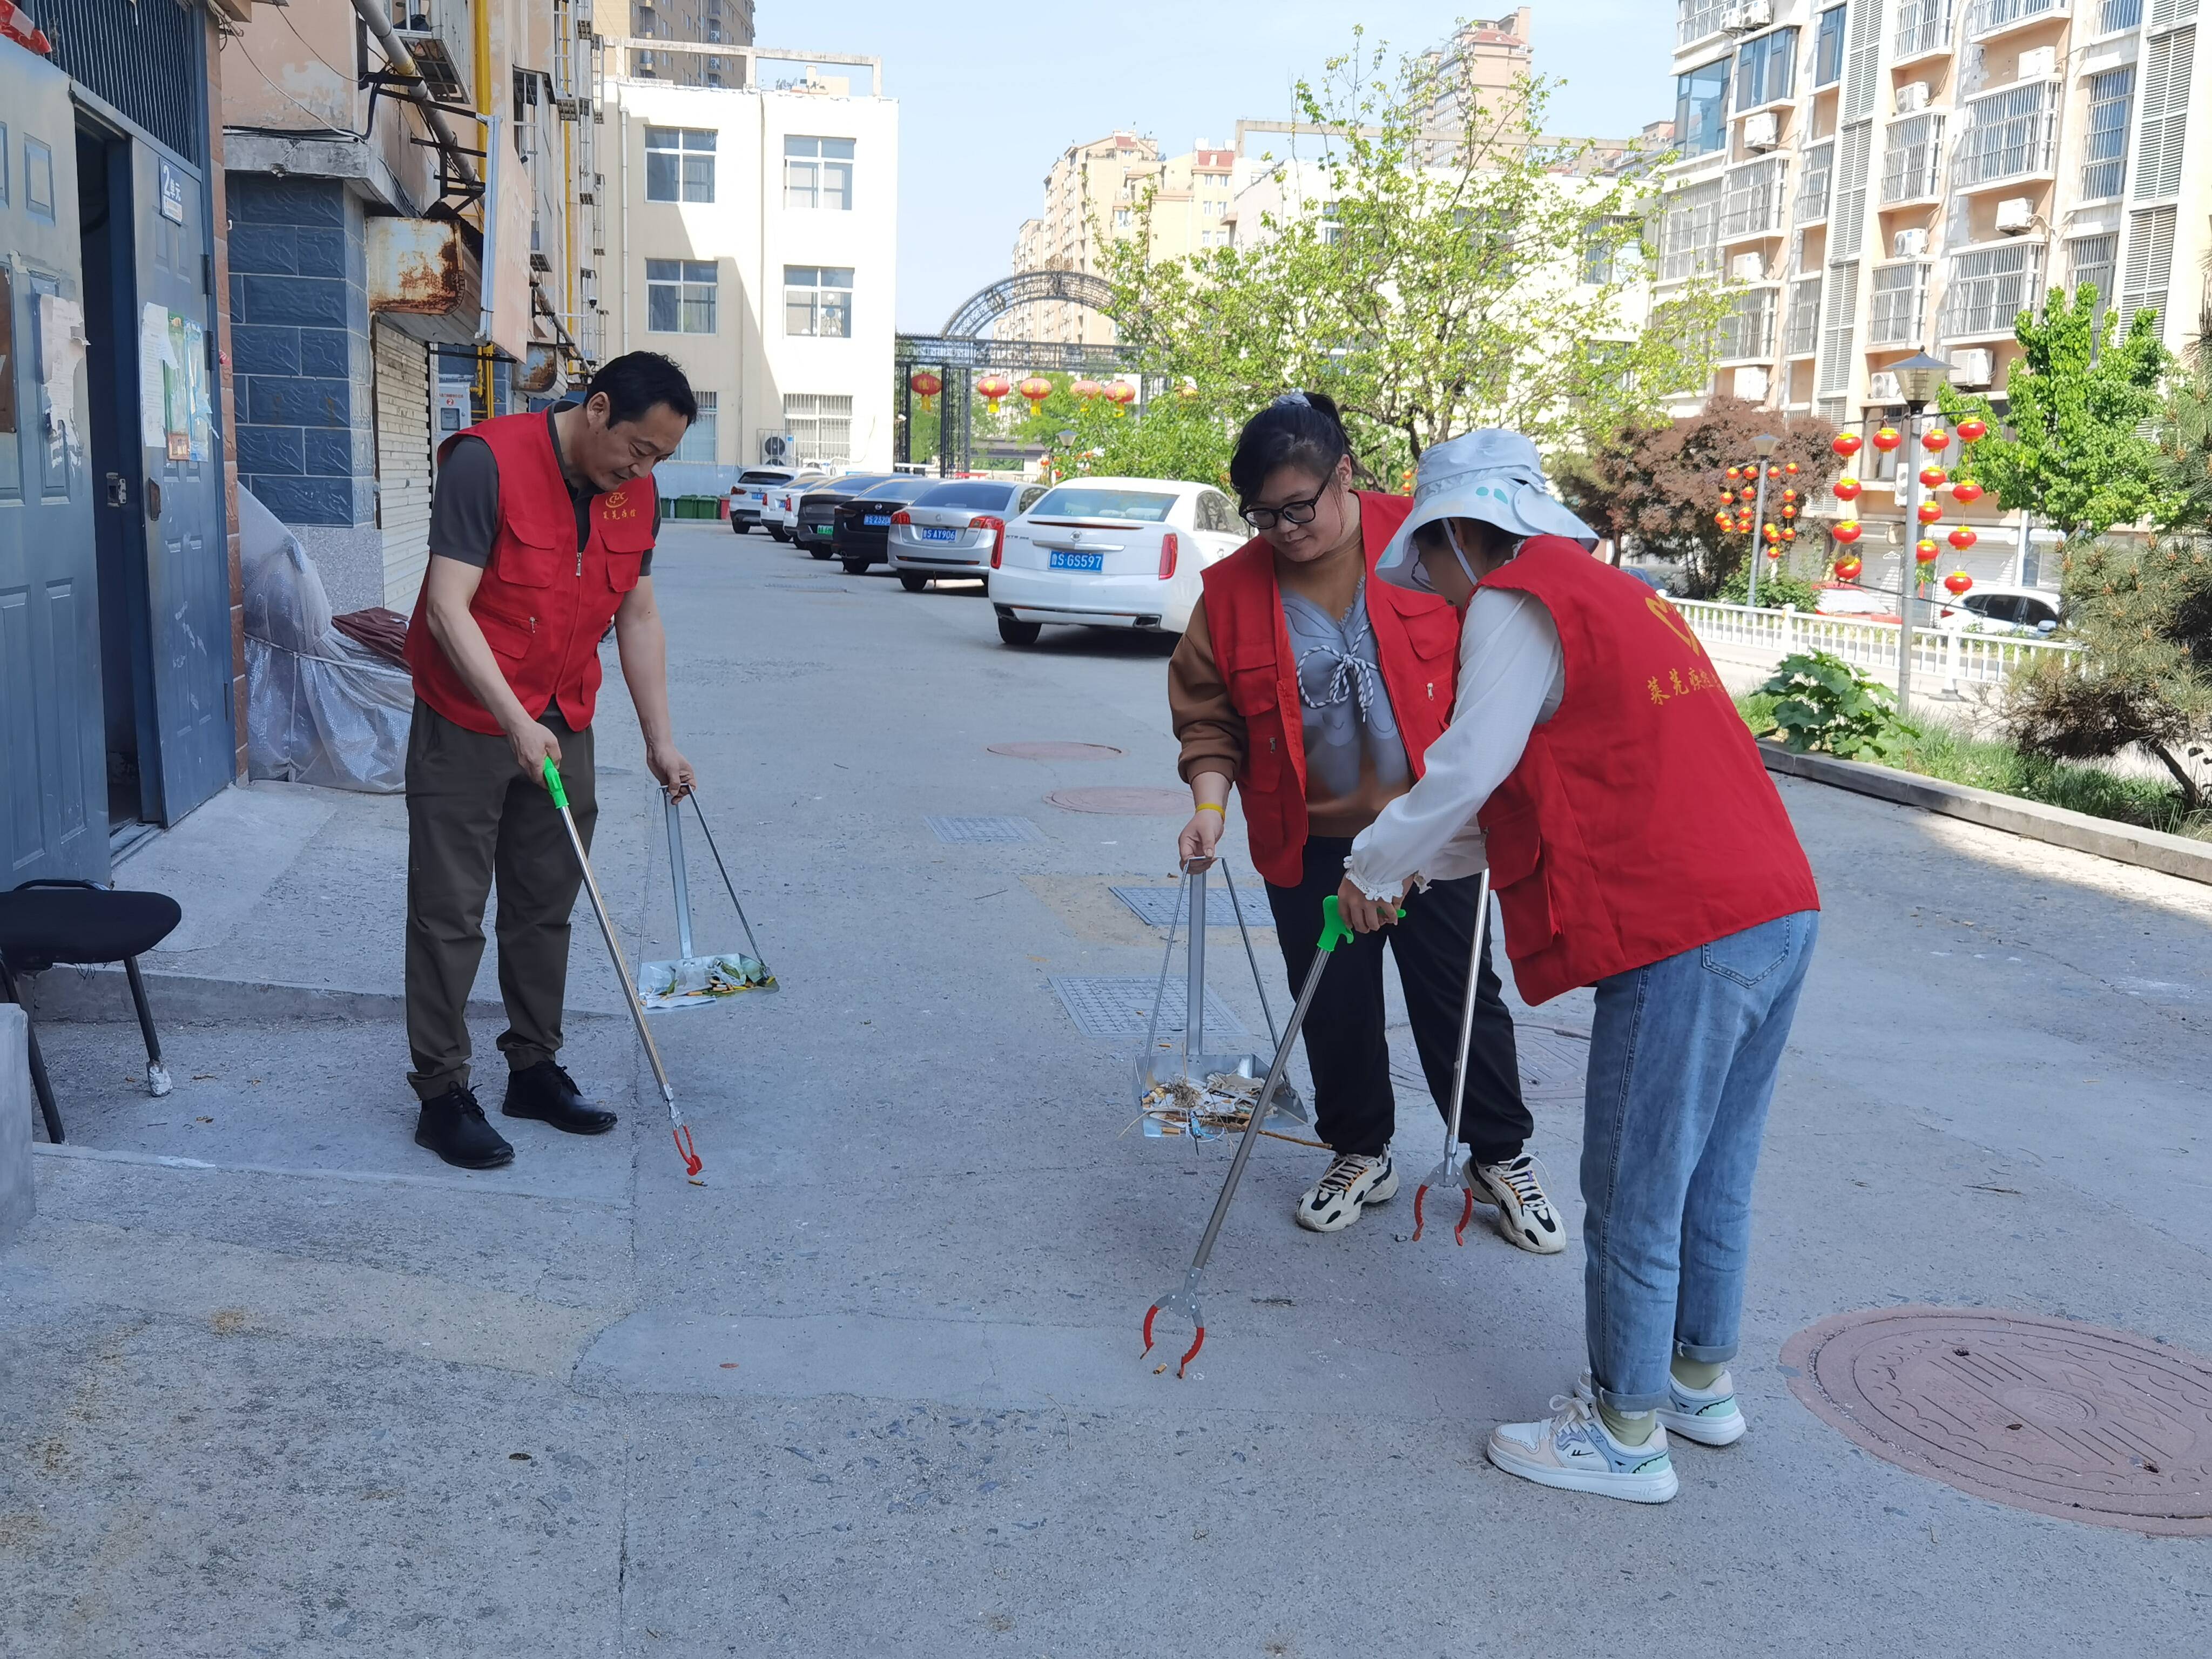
[1142, 1303, 1161, 1358]
[672, 1124, 703, 1178]
[1412, 1183, 1430, 1242]
[1453, 1186, 1476, 1247]
[1178, 1326, 1205, 1378]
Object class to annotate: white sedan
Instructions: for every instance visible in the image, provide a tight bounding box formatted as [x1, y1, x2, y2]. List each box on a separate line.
[987, 477, 1250, 647]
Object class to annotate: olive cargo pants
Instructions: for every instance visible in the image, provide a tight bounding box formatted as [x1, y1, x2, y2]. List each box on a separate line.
[404, 700, 596, 1101]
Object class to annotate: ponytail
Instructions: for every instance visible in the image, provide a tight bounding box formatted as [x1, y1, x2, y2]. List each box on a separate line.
[1229, 391, 1355, 501]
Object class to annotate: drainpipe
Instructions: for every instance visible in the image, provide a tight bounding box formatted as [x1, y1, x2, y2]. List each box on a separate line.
[347, 0, 481, 195]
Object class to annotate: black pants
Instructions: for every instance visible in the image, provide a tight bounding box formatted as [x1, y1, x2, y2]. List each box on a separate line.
[1266, 836, 1531, 1163]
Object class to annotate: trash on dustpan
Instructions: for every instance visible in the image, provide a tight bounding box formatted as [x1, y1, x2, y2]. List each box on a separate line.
[639, 952, 774, 1009]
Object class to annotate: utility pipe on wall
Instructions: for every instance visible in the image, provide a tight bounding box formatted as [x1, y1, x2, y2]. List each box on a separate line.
[346, 0, 481, 194]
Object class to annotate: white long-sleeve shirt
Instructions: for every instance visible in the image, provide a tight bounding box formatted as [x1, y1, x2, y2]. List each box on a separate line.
[1345, 587, 1565, 901]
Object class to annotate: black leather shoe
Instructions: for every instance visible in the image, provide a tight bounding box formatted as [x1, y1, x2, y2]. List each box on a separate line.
[414, 1085, 515, 1169]
[502, 1061, 618, 1135]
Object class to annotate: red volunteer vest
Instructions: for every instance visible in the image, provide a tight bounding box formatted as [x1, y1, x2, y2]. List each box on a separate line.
[1476, 536, 1819, 1006]
[405, 410, 657, 736]
[1201, 493, 1461, 887]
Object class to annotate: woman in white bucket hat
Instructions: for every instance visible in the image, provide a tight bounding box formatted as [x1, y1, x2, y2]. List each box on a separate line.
[1338, 428, 1821, 1506]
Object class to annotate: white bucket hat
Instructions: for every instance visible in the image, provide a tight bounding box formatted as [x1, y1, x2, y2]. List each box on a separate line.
[1375, 429, 1599, 592]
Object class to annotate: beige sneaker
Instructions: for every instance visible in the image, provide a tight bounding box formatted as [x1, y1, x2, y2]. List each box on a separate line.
[1472, 1154, 1567, 1254]
[1294, 1151, 1398, 1233]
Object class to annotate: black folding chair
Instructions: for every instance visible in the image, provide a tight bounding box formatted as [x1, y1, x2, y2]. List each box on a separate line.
[0, 880, 183, 1144]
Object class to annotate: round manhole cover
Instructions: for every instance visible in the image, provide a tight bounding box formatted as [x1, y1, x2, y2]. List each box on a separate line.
[1782, 1306, 2212, 1535]
[988, 742, 1125, 762]
[1045, 786, 1190, 816]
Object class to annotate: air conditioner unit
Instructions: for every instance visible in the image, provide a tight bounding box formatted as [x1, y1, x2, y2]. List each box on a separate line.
[2017, 46, 2057, 78]
[759, 433, 797, 466]
[1950, 349, 1994, 388]
[1734, 365, 1771, 401]
[1896, 82, 1931, 114]
[1868, 371, 1903, 402]
[1995, 198, 2036, 234]
[1731, 252, 1768, 281]
[1743, 111, 1781, 152]
[1893, 227, 1931, 258]
[1724, 0, 1775, 32]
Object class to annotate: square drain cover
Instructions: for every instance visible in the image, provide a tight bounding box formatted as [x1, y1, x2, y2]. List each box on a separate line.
[927, 815, 1043, 844]
[1110, 885, 1275, 929]
[1049, 975, 1249, 1041]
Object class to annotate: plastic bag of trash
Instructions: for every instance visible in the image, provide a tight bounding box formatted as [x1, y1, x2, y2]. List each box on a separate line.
[240, 485, 414, 793]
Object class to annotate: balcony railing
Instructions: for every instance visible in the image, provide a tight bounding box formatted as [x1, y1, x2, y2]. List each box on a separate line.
[1896, 0, 1958, 57]
[1678, 0, 1737, 46]
[1967, 0, 2068, 37]
[2099, 0, 2143, 27]
[1952, 81, 2060, 187]
[1880, 114, 1946, 202]
[1869, 260, 1932, 343]
[1718, 288, 1779, 361]
[1720, 157, 1791, 239]
[1795, 140, 1836, 222]
[1785, 274, 1823, 355]
[1940, 242, 2045, 336]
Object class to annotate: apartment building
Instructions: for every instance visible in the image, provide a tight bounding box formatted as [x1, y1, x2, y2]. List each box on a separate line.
[1008, 132, 1162, 345]
[1660, 0, 2209, 581]
[602, 49, 898, 486]
[627, 0, 756, 87]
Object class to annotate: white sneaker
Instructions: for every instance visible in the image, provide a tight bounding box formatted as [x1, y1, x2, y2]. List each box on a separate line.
[1657, 1370, 1747, 1447]
[1294, 1151, 1398, 1233]
[1471, 1154, 1567, 1254]
[1486, 1391, 1678, 1504]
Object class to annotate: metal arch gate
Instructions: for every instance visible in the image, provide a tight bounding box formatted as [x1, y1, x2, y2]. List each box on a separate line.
[895, 272, 1139, 476]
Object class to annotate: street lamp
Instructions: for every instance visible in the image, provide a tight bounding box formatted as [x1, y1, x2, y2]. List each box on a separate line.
[1888, 350, 1951, 719]
[1747, 433, 1779, 609]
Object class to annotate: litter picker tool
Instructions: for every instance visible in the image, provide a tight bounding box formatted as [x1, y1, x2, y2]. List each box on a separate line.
[541, 758, 703, 1180]
[1411, 870, 1494, 1245]
[1142, 894, 1397, 1377]
[639, 790, 778, 1011]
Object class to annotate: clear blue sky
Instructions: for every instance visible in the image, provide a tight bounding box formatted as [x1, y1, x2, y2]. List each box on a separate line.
[763, 4, 1675, 332]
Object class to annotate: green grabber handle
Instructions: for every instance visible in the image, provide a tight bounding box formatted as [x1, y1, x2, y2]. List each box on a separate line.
[542, 757, 569, 809]
[1318, 893, 1404, 954]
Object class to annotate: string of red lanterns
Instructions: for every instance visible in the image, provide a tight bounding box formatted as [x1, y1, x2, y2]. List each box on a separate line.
[1825, 413, 1991, 589]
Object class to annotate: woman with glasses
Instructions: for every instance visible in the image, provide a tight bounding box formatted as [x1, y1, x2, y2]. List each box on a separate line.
[1165, 393, 1563, 1250]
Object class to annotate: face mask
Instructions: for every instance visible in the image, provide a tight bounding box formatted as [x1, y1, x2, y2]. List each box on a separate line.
[1444, 522, 1483, 590]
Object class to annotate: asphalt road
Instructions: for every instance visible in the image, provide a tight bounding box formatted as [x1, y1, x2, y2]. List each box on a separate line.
[5, 521, 2209, 1657]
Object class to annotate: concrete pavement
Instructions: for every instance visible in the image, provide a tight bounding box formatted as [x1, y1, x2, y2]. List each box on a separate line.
[4, 522, 2209, 1656]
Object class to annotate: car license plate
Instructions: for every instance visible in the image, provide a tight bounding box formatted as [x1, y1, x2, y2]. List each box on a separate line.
[864, 514, 892, 527]
[920, 527, 957, 543]
[1050, 551, 1104, 572]
[811, 524, 833, 536]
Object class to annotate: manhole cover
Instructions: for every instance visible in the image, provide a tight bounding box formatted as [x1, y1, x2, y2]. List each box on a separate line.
[988, 741, 1125, 761]
[1048, 975, 1249, 1041]
[1046, 787, 1191, 816]
[1782, 1306, 2212, 1536]
[1110, 885, 1275, 929]
[926, 815, 1043, 845]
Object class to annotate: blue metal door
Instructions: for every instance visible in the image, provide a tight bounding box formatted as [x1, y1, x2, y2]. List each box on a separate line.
[0, 50, 104, 881]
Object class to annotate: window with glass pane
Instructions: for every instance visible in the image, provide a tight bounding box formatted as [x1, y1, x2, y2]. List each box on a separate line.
[785, 393, 853, 467]
[1580, 214, 1639, 284]
[784, 266, 855, 337]
[1722, 157, 1790, 238]
[645, 127, 716, 204]
[1659, 179, 1723, 281]
[646, 259, 718, 333]
[1786, 274, 1824, 356]
[1940, 243, 2042, 337]
[2102, 0, 2144, 25]
[1894, 0, 1955, 59]
[2081, 68, 2135, 198]
[1879, 113, 1944, 201]
[785, 136, 856, 210]
[1796, 140, 1836, 222]
[1718, 287, 1778, 360]
[1675, 57, 1730, 154]
[1869, 261, 1930, 344]
[1953, 82, 2060, 187]
[1815, 6, 1848, 84]
[675, 393, 717, 464]
[2067, 233, 2119, 309]
[1736, 28, 1799, 111]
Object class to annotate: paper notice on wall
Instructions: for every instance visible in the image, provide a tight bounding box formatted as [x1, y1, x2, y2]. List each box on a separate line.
[37, 293, 86, 453]
[139, 302, 208, 462]
[140, 301, 171, 448]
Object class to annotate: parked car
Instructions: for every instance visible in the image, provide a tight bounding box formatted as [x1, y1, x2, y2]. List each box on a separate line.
[765, 471, 833, 541]
[832, 476, 945, 574]
[886, 479, 1049, 591]
[1927, 582, 2063, 636]
[1815, 582, 1897, 619]
[986, 477, 1249, 646]
[726, 468, 797, 535]
[793, 473, 898, 559]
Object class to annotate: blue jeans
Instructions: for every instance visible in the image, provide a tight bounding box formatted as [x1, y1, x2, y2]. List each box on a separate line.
[1580, 911, 1818, 1414]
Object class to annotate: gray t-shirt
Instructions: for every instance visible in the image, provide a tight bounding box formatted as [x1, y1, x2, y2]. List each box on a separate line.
[427, 403, 658, 574]
[1282, 574, 1410, 805]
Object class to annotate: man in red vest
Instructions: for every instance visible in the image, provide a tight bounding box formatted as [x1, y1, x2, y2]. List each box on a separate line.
[1340, 430, 1820, 1505]
[401, 353, 698, 1169]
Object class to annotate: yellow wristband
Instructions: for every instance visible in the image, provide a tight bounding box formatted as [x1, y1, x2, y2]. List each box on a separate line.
[1196, 802, 1225, 817]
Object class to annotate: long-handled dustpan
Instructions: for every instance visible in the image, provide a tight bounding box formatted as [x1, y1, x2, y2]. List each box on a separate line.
[542, 758, 704, 1180]
[639, 790, 777, 1011]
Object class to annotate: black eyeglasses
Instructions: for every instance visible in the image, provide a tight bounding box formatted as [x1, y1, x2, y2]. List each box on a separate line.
[1239, 489, 1326, 531]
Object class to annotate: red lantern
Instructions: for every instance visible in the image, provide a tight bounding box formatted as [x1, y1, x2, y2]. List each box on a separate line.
[1104, 380, 1138, 413]
[1719, 490, 1737, 505]
[1725, 466, 1744, 480]
[1949, 527, 1978, 552]
[1071, 377, 1104, 401]
[1833, 432, 1864, 458]
[908, 369, 943, 413]
[1922, 427, 1951, 452]
[1764, 522, 1782, 541]
[1834, 554, 1864, 581]
[1952, 479, 1985, 505]
[1782, 504, 1798, 520]
[976, 374, 1012, 414]
[1176, 380, 1200, 401]
[1919, 466, 1948, 488]
[1781, 488, 1799, 503]
[1832, 476, 1863, 502]
[1831, 521, 1864, 544]
[1916, 539, 1940, 564]
[1871, 426, 1903, 453]
[1917, 500, 1944, 525]
[1957, 417, 1989, 443]
[1944, 569, 1973, 596]
[1714, 511, 1735, 528]
[1768, 543, 1785, 558]
[1784, 461, 1801, 474]
[1017, 376, 1054, 417]
[1781, 527, 1797, 543]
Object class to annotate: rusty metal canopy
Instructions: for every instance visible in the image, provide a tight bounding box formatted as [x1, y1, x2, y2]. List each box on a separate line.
[1783, 1306, 2212, 1536]
[367, 217, 483, 348]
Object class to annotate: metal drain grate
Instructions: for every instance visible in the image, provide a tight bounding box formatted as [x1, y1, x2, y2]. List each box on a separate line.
[1110, 885, 1276, 929]
[1049, 975, 1249, 1041]
[926, 815, 1043, 844]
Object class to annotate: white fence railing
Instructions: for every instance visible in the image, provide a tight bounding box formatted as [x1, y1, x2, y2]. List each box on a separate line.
[1673, 598, 2081, 691]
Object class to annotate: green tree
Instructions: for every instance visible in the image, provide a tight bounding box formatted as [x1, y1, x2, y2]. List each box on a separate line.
[1936, 284, 2173, 538]
[1095, 34, 1726, 486]
[2153, 300, 2212, 528]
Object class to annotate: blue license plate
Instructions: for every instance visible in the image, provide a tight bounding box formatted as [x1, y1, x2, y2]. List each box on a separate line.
[1050, 551, 1104, 571]
[920, 527, 957, 543]
[864, 514, 892, 527]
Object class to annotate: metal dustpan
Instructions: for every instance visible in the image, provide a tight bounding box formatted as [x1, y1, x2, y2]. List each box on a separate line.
[639, 790, 779, 1013]
[1133, 858, 1307, 1140]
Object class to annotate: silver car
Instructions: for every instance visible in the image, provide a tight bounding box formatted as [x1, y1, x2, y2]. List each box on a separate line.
[886, 478, 1048, 591]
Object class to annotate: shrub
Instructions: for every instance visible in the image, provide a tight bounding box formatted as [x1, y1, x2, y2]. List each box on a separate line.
[1717, 564, 1824, 610]
[1757, 650, 1916, 761]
